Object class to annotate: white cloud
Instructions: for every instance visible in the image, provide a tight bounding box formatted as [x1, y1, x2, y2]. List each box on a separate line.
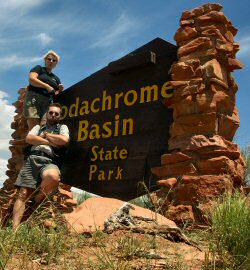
[0, 55, 42, 70]
[37, 32, 53, 46]
[91, 14, 139, 49]
[0, 91, 15, 161]
[0, 0, 46, 10]
[0, 159, 8, 188]
[238, 35, 250, 57]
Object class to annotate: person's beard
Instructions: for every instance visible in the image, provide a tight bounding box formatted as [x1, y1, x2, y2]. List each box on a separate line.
[46, 118, 59, 127]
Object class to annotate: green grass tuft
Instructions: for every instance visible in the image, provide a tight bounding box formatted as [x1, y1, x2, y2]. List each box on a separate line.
[210, 191, 250, 269]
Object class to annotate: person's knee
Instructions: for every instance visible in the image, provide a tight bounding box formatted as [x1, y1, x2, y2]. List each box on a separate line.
[42, 169, 60, 182]
[17, 187, 33, 202]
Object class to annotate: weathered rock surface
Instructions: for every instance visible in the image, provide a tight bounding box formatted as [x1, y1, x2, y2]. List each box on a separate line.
[64, 197, 177, 234]
[152, 3, 245, 225]
[63, 197, 195, 246]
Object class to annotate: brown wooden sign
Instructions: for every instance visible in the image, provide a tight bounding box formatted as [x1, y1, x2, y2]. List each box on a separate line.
[55, 38, 177, 200]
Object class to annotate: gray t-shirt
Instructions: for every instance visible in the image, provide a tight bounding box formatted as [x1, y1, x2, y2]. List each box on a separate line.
[29, 124, 69, 157]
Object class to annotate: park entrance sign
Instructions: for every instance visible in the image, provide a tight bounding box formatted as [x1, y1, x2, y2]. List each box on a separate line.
[56, 38, 177, 200]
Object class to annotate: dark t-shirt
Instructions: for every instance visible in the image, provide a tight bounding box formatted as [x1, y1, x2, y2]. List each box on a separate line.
[29, 65, 61, 97]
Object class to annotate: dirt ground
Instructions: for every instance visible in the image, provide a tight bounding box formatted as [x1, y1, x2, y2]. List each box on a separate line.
[5, 230, 207, 270]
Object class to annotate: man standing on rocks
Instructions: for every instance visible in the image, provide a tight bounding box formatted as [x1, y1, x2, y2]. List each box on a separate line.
[13, 103, 70, 230]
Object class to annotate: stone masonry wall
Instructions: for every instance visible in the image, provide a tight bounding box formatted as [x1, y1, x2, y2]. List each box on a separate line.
[151, 3, 246, 225]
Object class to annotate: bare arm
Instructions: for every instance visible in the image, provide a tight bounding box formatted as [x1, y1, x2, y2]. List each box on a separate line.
[29, 72, 55, 93]
[26, 133, 50, 145]
[45, 133, 69, 147]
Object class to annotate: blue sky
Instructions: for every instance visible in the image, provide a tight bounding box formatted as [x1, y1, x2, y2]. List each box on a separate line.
[0, 0, 250, 184]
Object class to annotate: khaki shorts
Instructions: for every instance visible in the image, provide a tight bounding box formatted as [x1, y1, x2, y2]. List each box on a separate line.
[15, 155, 60, 189]
[23, 91, 52, 119]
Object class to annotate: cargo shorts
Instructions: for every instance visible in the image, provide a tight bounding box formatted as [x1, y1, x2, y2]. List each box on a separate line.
[23, 91, 52, 119]
[15, 155, 60, 189]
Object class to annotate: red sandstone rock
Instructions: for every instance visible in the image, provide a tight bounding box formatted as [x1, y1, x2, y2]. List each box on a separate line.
[227, 22, 238, 36]
[161, 152, 192, 165]
[202, 59, 228, 83]
[179, 48, 217, 62]
[157, 178, 178, 188]
[218, 113, 239, 141]
[165, 205, 195, 225]
[64, 197, 177, 234]
[174, 26, 198, 44]
[181, 3, 223, 21]
[170, 112, 218, 138]
[181, 6, 204, 21]
[200, 149, 240, 160]
[199, 22, 227, 35]
[209, 78, 228, 90]
[169, 80, 189, 89]
[172, 79, 205, 103]
[171, 175, 233, 204]
[168, 134, 239, 153]
[233, 42, 240, 53]
[225, 30, 234, 43]
[151, 161, 197, 178]
[171, 59, 202, 81]
[201, 29, 228, 42]
[198, 156, 235, 175]
[171, 62, 195, 80]
[180, 19, 195, 27]
[228, 74, 238, 94]
[178, 37, 212, 58]
[197, 11, 230, 25]
[198, 156, 244, 186]
[227, 58, 243, 71]
[203, 3, 223, 13]
[216, 39, 234, 55]
[171, 89, 235, 119]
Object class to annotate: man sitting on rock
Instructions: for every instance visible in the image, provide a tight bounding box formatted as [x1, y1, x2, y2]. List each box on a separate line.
[13, 103, 70, 230]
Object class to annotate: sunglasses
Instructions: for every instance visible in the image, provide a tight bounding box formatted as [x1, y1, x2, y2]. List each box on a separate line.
[46, 57, 57, 63]
[48, 111, 60, 117]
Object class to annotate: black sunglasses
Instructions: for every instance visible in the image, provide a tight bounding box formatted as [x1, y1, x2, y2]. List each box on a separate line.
[46, 57, 57, 63]
[48, 111, 60, 116]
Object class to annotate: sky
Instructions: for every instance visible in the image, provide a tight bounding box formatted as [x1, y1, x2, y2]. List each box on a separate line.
[0, 0, 250, 186]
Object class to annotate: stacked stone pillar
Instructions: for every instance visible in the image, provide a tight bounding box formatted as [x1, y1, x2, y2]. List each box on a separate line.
[0, 88, 28, 223]
[152, 3, 245, 224]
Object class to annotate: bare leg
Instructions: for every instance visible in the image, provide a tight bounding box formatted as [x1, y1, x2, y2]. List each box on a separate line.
[35, 169, 60, 204]
[40, 113, 47, 127]
[13, 187, 33, 230]
[26, 118, 40, 131]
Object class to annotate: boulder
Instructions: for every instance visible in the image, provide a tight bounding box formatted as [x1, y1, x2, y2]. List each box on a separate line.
[64, 197, 177, 234]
